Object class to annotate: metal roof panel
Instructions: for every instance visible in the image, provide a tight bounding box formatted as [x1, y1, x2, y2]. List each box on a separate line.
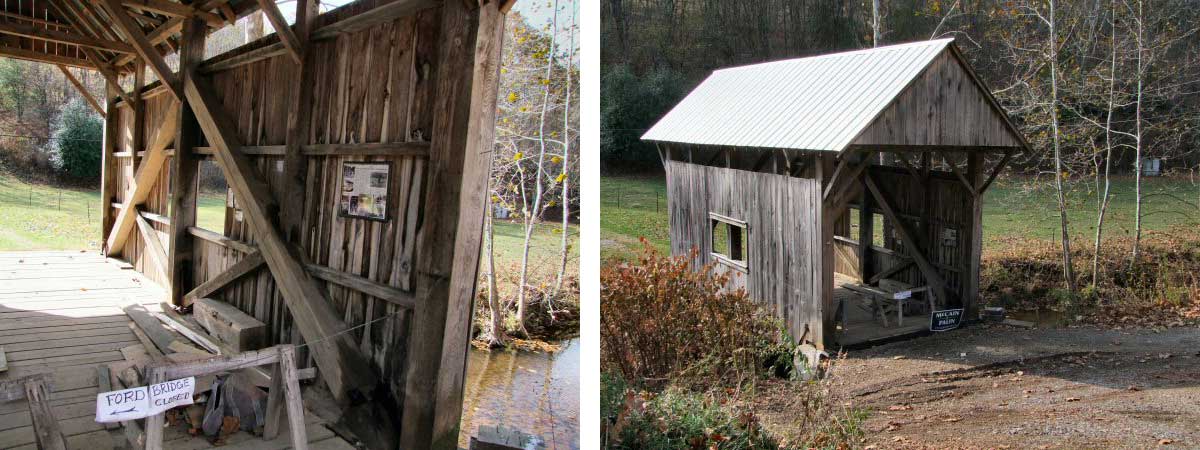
[641, 39, 955, 151]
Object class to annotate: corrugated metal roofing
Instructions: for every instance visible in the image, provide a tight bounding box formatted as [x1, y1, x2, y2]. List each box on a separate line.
[642, 39, 956, 152]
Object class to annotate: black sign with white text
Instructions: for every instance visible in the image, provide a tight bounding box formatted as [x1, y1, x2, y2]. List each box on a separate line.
[930, 309, 964, 332]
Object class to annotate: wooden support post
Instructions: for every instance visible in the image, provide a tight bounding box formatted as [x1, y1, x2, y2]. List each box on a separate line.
[864, 172, 950, 307]
[280, 346, 308, 450]
[264, 353, 287, 439]
[169, 17, 207, 306]
[964, 152, 984, 318]
[102, 0, 183, 100]
[106, 105, 180, 255]
[400, 1, 506, 449]
[858, 170, 874, 282]
[182, 71, 377, 402]
[280, 0, 318, 245]
[133, 60, 146, 171]
[143, 366, 168, 449]
[813, 154, 834, 349]
[100, 85, 118, 251]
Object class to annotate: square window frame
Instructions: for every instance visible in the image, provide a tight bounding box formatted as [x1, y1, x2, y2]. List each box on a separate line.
[709, 212, 749, 270]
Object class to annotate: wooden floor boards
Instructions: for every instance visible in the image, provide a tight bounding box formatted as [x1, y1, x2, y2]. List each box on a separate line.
[0, 251, 350, 449]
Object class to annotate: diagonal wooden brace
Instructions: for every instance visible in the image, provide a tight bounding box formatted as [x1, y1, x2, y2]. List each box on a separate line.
[182, 70, 378, 402]
[101, 0, 183, 101]
[864, 172, 950, 306]
[106, 103, 180, 256]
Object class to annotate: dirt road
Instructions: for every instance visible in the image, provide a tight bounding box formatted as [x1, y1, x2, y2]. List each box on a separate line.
[828, 324, 1200, 449]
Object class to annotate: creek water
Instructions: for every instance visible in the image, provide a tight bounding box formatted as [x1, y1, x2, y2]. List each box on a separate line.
[457, 338, 580, 450]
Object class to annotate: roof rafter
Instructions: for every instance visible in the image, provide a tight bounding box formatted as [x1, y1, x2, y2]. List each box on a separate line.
[100, 0, 183, 100]
[47, 0, 138, 107]
[113, 17, 183, 67]
[0, 20, 135, 54]
[112, 0, 226, 27]
[254, 0, 303, 64]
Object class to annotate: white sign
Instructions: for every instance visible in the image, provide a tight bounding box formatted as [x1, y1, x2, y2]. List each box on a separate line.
[893, 290, 912, 300]
[149, 377, 195, 415]
[95, 377, 196, 423]
[96, 386, 150, 423]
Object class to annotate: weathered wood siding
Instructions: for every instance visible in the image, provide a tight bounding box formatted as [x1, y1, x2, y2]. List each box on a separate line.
[112, 93, 177, 287]
[109, 0, 443, 405]
[665, 159, 822, 343]
[851, 51, 1022, 149]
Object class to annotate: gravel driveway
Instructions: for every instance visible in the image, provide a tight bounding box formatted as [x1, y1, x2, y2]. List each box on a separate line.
[829, 324, 1200, 449]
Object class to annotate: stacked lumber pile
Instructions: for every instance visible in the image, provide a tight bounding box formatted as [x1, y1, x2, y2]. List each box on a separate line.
[104, 299, 286, 447]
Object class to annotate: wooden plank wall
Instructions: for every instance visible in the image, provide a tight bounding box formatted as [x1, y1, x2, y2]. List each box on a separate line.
[831, 165, 974, 305]
[112, 93, 177, 287]
[109, 0, 443, 405]
[851, 51, 1022, 149]
[665, 159, 822, 344]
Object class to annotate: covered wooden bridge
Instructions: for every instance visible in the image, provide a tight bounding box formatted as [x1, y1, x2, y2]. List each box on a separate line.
[0, 0, 511, 448]
[644, 39, 1029, 349]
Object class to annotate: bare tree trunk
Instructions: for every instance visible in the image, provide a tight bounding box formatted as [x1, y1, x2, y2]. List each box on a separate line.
[872, 0, 881, 47]
[552, 4, 576, 298]
[516, 0, 561, 337]
[1093, 0, 1117, 287]
[1131, 0, 1145, 265]
[1049, 0, 1076, 292]
[484, 195, 506, 347]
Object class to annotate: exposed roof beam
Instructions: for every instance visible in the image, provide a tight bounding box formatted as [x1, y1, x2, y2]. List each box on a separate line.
[74, 0, 128, 43]
[56, 65, 106, 117]
[46, 0, 138, 107]
[112, 0, 226, 27]
[0, 20, 135, 54]
[0, 11, 71, 29]
[101, 0, 183, 100]
[113, 17, 183, 67]
[0, 45, 95, 70]
[254, 0, 302, 64]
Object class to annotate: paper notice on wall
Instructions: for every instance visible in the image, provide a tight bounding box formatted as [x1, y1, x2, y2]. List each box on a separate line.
[149, 377, 195, 415]
[96, 386, 150, 423]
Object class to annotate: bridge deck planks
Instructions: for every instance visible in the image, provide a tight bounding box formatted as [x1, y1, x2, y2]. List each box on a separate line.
[0, 251, 351, 449]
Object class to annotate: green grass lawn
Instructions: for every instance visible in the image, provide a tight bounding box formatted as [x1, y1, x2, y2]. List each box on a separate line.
[601, 173, 1200, 261]
[0, 170, 229, 250]
[0, 170, 579, 281]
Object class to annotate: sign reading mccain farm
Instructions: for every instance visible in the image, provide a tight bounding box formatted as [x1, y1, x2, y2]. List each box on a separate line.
[930, 309, 964, 332]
